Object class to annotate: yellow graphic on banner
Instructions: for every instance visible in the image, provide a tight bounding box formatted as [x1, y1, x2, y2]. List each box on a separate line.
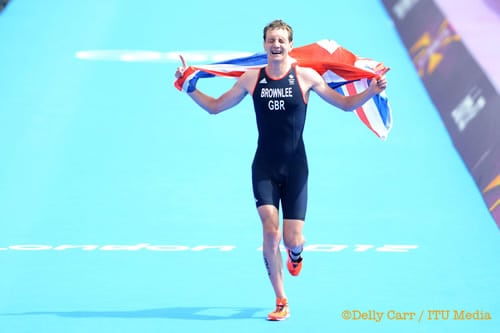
[483, 174, 500, 212]
[410, 19, 461, 77]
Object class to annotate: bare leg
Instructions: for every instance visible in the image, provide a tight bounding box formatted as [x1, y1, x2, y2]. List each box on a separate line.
[258, 204, 286, 298]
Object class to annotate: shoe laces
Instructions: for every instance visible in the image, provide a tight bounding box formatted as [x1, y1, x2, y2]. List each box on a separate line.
[274, 298, 288, 313]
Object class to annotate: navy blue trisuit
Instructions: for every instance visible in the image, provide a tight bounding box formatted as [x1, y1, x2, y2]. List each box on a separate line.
[251, 64, 308, 220]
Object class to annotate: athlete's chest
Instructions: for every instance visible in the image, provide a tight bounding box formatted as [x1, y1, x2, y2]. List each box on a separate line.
[253, 71, 304, 112]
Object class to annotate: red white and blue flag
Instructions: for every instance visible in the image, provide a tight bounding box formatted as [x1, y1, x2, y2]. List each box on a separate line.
[174, 39, 392, 140]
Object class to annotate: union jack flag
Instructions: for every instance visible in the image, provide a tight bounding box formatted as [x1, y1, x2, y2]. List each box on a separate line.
[175, 39, 392, 140]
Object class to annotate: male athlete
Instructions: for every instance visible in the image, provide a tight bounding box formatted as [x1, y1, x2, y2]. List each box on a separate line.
[175, 19, 387, 321]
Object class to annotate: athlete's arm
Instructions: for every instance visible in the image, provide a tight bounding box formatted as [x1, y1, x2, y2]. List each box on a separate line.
[175, 56, 256, 114]
[187, 81, 248, 115]
[298, 66, 387, 111]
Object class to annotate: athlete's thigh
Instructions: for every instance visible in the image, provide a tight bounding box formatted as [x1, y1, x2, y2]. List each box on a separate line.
[281, 160, 308, 220]
[252, 161, 280, 209]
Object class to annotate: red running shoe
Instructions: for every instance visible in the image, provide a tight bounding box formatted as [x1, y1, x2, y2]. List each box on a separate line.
[286, 249, 303, 276]
[267, 297, 290, 321]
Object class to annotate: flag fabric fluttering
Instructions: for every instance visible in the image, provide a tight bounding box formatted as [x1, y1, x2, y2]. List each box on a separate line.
[174, 39, 392, 140]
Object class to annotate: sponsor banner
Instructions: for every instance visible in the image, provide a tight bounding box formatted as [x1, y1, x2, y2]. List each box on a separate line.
[480, 145, 500, 223]
[381, 0, 500, 228]
[434, 0, 500, 93]
[0, 0, 9, 13]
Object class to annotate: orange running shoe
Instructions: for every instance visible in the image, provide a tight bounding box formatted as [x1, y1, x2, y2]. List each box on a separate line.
[267, 297, 290, 321]
[286, 249, 303, 276]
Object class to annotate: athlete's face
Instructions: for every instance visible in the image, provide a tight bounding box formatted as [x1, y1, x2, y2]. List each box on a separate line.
[264, 28, 293, 60]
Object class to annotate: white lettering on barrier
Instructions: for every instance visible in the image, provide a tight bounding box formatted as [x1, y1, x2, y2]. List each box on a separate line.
[303, 244, 349, 252]
[191, 245, 235, 252]
[0, 244, 419, 253]
[7, 244, 53, 251]
[54, 245, 100, 251]
[146, 245, 190, 251]
[393, 0, 420, 20]
[375, 245, 419, 252]
[451, 88, 486, 132]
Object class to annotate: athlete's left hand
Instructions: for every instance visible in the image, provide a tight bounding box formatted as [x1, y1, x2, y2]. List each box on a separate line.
[370, 74, 387, 94]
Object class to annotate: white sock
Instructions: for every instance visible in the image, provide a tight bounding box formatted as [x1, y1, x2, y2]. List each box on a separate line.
[289, 245, 303, 261]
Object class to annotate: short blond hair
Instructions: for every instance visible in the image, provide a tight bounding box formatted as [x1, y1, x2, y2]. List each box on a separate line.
[263, 19, 293, 42]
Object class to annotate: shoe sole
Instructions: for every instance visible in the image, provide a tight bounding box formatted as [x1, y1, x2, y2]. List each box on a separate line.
[267, 314, 290, 321]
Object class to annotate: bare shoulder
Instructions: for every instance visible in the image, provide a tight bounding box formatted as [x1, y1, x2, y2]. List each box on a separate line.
[295, 65, 320, 80]
[243, 68, 260, 81]
[295, 65, 322, 91]
[236, 68, 260, 93]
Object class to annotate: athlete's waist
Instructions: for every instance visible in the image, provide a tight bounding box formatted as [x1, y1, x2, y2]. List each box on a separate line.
[255, 141, 306, 159]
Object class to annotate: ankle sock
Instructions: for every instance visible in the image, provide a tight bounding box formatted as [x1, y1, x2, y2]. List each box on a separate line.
[288, 245, 303, 261]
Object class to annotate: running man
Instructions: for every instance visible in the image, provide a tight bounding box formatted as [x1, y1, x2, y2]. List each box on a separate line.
[175, 19, 387, 321]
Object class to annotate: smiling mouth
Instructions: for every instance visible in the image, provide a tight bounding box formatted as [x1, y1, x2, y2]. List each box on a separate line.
[271, 49, 282, 55]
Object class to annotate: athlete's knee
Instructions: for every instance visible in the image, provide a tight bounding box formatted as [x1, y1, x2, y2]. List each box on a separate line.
[283, 220, 304, 248]
[263, 223, 281, 248]
[258, 205, 280, 245]
[283, 235, 303, 249]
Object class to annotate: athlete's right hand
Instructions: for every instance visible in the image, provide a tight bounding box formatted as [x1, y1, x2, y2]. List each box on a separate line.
[175, 54, 187, 79]
[174, 54, 198, 93]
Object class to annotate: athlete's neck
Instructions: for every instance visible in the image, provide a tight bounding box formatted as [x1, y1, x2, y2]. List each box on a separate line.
[266, 59, 293, 79]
